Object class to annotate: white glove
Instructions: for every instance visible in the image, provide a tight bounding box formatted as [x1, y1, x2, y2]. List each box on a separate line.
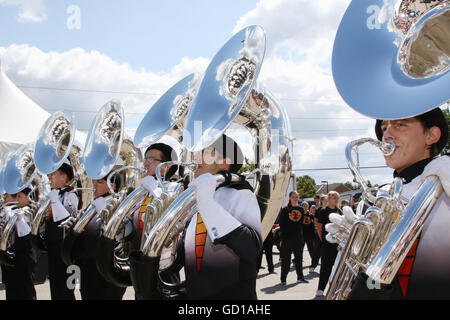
[422, 156, 450, 197]
[189, 173, 241, 242]
[140, 176, 159, 196]
[325, 206, 356, 244]
[15, 208, 31, 237]
[2, 206, 14, 218]
[50, 191, 71, 222]
[48, 189, 60, 203]
[92, 197, 107, 214]
[189, 173, 217, 207]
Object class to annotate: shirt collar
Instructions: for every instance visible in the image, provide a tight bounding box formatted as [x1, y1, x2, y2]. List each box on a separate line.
[393, 158, 432, 184]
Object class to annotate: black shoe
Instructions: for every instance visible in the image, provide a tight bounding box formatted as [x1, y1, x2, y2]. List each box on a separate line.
[297, 278, 309, 283]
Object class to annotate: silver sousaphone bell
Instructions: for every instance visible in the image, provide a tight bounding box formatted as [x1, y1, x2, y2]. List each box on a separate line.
[332, 0, 449, 119]
[183, 25, 293, 240]
[61, 100, 142, 270]
[97, 74, 201, 289]
[327, 0, 449, 300]
[130, 25, 293, 300]
[2, 143, 38, 195]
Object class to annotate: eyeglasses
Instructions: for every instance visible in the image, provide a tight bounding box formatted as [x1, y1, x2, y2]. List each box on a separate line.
[144, 157, 163, 163]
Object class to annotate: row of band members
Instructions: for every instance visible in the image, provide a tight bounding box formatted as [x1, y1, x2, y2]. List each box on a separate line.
[1, 107, 449, 300]
[1, 134, 261, 300]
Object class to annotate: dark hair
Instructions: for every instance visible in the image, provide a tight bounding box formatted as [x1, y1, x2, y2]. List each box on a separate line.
[416, 108, 448, 157]
[58, 163, 74, 182]
[209, 134, 244, 173]
[375, 107, 448, 158]
[145, 143, 178, 179]
[21, 187, 32, 196]
[101, 172, 121, 193]
[20, 187, 38, 202]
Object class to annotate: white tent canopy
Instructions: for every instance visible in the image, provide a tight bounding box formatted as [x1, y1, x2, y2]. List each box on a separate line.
[0, 64, 51, 145]
[0, 64, 87, 159]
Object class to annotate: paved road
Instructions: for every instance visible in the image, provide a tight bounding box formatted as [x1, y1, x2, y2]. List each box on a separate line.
[1, 247, 325, 300]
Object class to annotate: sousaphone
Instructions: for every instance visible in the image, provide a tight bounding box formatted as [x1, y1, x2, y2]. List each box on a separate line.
[96, 73, 201, 288]
[130, 25, 294, 300]
[327, 0, 449, 300]
[0, 143, 45, 266]
[60, 100, 142, 270]
[31, 110, 91, 249]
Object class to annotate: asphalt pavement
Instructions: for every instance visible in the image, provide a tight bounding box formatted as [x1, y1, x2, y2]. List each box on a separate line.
[1, 246, 325, 301]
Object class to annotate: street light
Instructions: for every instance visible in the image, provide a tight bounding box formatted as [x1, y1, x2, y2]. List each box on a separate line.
[321, 180, 328, 193]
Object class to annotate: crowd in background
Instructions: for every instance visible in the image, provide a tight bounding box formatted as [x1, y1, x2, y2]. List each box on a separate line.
[257, 190, 348, 297]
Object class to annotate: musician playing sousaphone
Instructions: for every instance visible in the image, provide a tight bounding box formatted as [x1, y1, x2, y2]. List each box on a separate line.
[45, 161, 80, 300]
[131, 143, 179, 251]
[161, 134, 262, 300]
[327, 0, 450, 299]
[62, 170, 127, 300]
[347, 108, 449, 299]
[0, 189, 37, 300]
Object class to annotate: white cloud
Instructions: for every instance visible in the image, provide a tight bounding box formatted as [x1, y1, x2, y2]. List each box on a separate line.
[230, 0, 391, 186]
[0, 0, 392, 187]
[233, 0, 351, 64]
[0, 44, 209, 132]
[0, 0, 48, 22]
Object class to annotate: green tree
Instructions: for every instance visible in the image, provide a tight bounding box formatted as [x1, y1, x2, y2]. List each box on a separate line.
[238, 157, 255, 174]
[344, 181, 358, 190]
[296, 175, 317, 199]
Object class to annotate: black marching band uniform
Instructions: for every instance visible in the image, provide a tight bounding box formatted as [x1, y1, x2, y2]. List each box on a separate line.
[300, 206, 319, 271]
[278, 203, 306, 283]
[44, 164, 80, 300]
[178, 173, 262, 299]
[0, 190, 36, 300]
[74, 183, 127, 300]
[348, 155, 450, 300]
[317, 205, 342, 293]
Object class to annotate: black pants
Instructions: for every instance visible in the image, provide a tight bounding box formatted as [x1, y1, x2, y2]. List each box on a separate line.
[256, 233, 274, 273]
[1, 240, 36, 300]
[318, 242, 338, 291]
[79, 258, 126, 300]
[280, 236, 304, 282]
[301, 229, 319, 268]
[47, 241, 76, 300]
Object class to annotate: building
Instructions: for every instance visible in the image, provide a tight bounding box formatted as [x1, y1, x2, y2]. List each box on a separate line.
[315, 182, 351, 195]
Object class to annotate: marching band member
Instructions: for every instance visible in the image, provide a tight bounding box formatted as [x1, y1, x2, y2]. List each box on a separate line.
[45, 162, 80, 300]
[170, 134, 262, 300]
[347, 107, 449, 300]
[278, 191, 308, 285]
[316, 191, 341, 297]
[131, 143, 179, 251]
[0, 189, 37, 300]
[72, 173, 127, 300]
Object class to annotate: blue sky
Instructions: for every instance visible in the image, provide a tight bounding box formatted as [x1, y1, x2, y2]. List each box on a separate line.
[1, 0, 399, 186]
[0, 0, 259, 72]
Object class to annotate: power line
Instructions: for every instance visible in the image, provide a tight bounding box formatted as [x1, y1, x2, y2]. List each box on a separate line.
[17, 85, 162, 96]
[17, 84, 348, 104]
[43, 107, 371, 122]
[293, 165, 388, 171]
[293, 129, 369, 132]
[290, 117, 369, 120]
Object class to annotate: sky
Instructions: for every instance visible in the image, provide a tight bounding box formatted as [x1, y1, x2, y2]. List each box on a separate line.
[0, 0, 396, 188]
